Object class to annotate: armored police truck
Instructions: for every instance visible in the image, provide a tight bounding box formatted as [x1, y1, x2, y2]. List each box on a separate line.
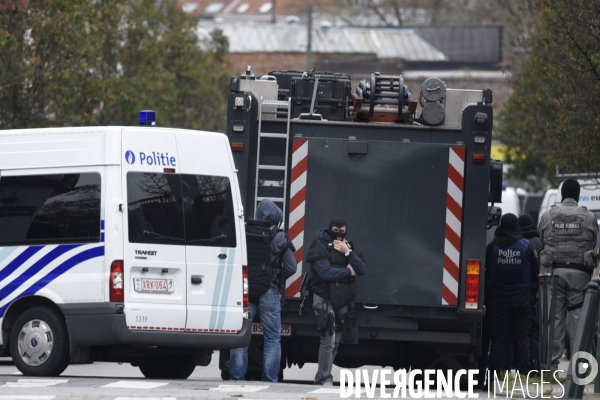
[0, 125, 251, 378]
[221, 68, 502, 379]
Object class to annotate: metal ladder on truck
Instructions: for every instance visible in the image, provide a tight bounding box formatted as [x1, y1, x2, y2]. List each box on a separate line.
[253, 97, 292, 220]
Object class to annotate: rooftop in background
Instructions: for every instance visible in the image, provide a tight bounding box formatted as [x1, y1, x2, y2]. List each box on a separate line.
[414, 26, 503, 65]
[179, 0, 307, 21]
[199, 22, 448, 62]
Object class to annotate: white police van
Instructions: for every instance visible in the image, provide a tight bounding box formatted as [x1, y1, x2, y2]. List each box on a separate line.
[0, 125, 250, 378]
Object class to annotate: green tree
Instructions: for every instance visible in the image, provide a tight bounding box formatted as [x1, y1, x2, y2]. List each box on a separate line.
[0, 0, 231, 131]
[496, 0, 600, 185]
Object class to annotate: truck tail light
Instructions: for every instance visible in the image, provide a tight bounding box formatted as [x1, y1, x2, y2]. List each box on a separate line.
[465, 259, 480, 309]
[231, 142, 244, 152]
[472, 154, 486, 163]
[110, 260, 124, 302]
[242, 265, 248, 308]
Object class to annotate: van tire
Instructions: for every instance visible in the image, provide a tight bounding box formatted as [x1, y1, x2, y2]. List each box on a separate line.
[9, 307, 70, 376]
[138, 356, 196, 379]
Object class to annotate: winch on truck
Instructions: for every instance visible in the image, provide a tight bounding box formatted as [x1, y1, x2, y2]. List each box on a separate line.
[221, 67, 503, 380]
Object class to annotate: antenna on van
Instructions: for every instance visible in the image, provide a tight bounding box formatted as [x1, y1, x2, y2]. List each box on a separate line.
[138, 110, 156, 126]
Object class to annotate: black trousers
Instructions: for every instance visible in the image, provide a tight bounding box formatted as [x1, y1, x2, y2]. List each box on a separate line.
[487, 290, 531, 374]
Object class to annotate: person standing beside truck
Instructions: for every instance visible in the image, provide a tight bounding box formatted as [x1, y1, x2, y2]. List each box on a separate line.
[538, 178, 599, 371]
[306, 217, 366, 386]
[485, 213, 540, 375]
[229, 199, 297, 382]
[518, 213, 543, 374]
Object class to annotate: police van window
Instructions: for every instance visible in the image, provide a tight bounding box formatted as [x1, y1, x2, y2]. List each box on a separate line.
[127, 173, 185, 244]
[182, 174, 236, 248]
[0, 173, 101, 245]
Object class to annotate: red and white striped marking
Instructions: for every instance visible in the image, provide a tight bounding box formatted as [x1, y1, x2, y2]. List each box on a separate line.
[442, 147, 465, 306]
[285, 139, 308, 297]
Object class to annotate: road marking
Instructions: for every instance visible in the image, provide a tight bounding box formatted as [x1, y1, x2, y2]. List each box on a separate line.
[0, 397, 56, 400]
[209, 384, 269, 392]
[308, 388, 340, 394]
[102, 382, 168, 389]
[1, 380, 67, 388]
[114, 398, 176, 400]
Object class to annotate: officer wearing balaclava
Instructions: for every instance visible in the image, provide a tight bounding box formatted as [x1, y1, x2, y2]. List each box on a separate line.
[306, 217, 366, 386]
[538, 178, 599, 371]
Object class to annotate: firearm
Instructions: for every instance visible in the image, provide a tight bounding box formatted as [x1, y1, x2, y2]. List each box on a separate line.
[298, 272, 309, 316]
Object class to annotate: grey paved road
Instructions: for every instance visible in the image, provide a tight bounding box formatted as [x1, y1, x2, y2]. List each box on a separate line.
[0, 354, 575, 399]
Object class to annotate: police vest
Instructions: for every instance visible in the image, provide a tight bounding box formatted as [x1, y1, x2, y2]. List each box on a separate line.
[544, 205, 594, 265]
[307, 239, 355, 288]
[487, 238, 531, 290]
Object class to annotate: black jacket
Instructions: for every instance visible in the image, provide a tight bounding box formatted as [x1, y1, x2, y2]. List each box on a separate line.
[485, 226, 540, 292]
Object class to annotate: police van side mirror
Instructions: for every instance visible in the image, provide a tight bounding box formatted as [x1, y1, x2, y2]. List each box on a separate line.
[488, 206, 502, 227]
[489, 159, 503, 203]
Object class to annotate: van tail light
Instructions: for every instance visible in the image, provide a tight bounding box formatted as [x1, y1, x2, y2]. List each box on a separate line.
[110, 260, 124, 302]
[242, 265, 249, 308]
[465, 259, 480, 309]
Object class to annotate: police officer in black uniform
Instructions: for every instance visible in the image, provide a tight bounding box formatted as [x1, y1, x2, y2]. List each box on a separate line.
[306, 217, 366, 386]
[518, 213, 543, 373]
[538, 179, 599, 371]
[485, 213, 540, 374]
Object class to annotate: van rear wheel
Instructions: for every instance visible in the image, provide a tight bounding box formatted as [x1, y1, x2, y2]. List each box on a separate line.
[9, 307, 70, 376]
[138, 356, 196, 379]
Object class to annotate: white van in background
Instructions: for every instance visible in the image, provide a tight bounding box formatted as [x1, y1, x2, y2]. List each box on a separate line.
[0, 127, 250, 378]
[487, 185, 522, 244]
[538, 188, 559, 220]
[555, 180, 600, 221]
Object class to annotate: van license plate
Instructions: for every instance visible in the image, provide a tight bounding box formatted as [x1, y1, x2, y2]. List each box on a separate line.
[252, 323, 291, 336]
[133, 278, 174, 294]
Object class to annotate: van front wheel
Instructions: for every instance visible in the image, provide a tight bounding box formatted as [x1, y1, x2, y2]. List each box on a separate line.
[138, 356, 196, 379]
[9, 307, 70, 376]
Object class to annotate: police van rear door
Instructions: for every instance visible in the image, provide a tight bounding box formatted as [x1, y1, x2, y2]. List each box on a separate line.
[176, 131, 245, 333]
[122, 128, 187, 331]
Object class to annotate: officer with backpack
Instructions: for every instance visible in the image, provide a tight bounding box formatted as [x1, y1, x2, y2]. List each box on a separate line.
[229, 199, 297, 382]
[306, 217, 366, 386]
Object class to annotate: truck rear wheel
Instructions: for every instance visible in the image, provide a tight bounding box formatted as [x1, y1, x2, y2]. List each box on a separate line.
[9, 307, 70, 376]
[138, 356, 196, 379]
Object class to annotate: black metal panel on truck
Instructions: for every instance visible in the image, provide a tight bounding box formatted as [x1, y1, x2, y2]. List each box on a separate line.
[224, 68, 499, 375]
[301, 139, 451, 305]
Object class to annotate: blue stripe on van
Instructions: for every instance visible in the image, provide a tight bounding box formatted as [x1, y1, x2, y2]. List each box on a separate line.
[216, 248, 235, 329]
[0, 245, 104, 318]
[209, 247, 227, 330]
[0, 246, 44, 283]
[0, 244, 81, 302]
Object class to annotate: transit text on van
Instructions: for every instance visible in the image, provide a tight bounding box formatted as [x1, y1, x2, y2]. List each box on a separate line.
[135, 250, 157, 256]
